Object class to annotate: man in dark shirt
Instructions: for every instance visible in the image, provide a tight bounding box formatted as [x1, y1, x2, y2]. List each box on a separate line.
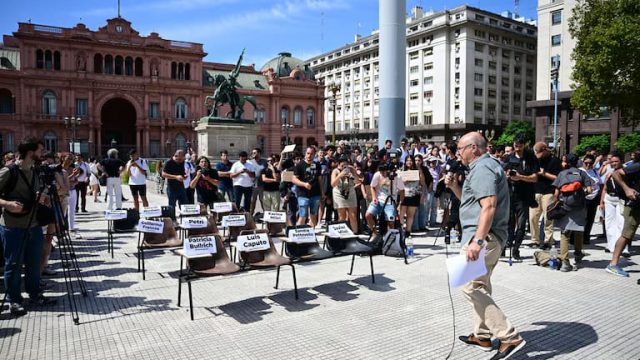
[215, 150, 234, 202]
[504, 136, 539, 260]
[292, 146, 324, 226]
[162, 150, 187, 207]
[528, 142, 562, 249]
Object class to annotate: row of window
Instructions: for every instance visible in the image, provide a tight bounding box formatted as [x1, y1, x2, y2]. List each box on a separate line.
[94, 54, 143, 76]
[41, 131, 189, 155]
[170, 62, 191, 80]
[280, 107, 316, 127]
[35, 49, 61, 70]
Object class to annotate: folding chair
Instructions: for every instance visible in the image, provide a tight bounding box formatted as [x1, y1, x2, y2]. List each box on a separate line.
[138, 217, 182, 280]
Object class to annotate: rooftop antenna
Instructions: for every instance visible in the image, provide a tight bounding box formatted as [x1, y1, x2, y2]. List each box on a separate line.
[514, 0, 519, 17]
[118, 0, 121, 18]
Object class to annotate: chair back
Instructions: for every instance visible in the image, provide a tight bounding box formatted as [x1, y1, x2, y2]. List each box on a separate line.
[187, 234, 234, 271]
[237, 229, 276, 265]
[143, 217, 178, 245]
[187, 215, 218, 237]
[228, 212, 257, 240]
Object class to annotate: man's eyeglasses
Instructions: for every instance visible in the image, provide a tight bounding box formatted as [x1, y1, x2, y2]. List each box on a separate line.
[457, 143, 473, 154]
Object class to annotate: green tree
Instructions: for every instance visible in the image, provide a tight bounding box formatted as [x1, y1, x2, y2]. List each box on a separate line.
[569, 0, 640, 130]
[615, 132, 640, 154]
[573, 134, 610, 156]
[495, 120, 535, 146]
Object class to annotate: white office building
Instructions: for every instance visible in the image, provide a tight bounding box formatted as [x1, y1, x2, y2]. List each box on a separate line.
[306, 5, 537, 143]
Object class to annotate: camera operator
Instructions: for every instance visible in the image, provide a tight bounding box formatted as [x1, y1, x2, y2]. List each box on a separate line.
[528, 142, 562, 249]
[189, 156, 220, 208]
[0, 137, 56, 316]
[606, 151, 640, 277]
[504, 136, 539, 260]
[444, 132, 525, 358]
[365, 163, 405, 236]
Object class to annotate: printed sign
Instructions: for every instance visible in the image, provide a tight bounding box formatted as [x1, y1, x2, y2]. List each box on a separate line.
[137, 219, 164, 234]
[236, 233, 270, 252]
[288, 227, 317, 244]
[264, 211, 286, 223]
[181, 216, 208, 229]
[398, 170, 420, 182]
[328, 223, 355, 238]
[180, 204, 201, 216]
[183, 235, 217, 258]
[281, 171, 294, 183]
[222, 214, 246, 227]
[140, 206, 162, 218]
[104, 210, 128, 220]
[283, 144, 296, 153]
[213, 202, 233, 213]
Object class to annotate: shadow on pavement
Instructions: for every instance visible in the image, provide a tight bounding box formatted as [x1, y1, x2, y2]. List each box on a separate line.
[520, 321, 598, 359]
[351, 274, 395, 292]
[0, 327, 21, 338]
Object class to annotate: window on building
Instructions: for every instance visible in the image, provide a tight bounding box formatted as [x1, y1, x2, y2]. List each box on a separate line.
[149, 102, 160, 119]
[294, 107, 302, 126]
[475, 43, 484, 52]
[474, 73, 483, 82]
[175, 133, 186, 150]
[488, 89, 496, 98]
[502, 64, 509, 72]
[409, 51, 419, 60]
[149, 140, 160, 157]
[44, 50, 53, 70]
[115, 56, 123, 75]
[0, 89, 13, 114]
[410, 79, 419, 87]
[44, 131, 57, 152]
[124, 56, 133, 76]
[36, 49, 44, 69]
[175, 98, 187, 120]
[75, 99, 88, 117]
[489, 75, 496, 84]
[475, 58, 483, 67]
[424, 76, 433, 85]
[474, 102, 483, 111]
[306, 108, 315, 127]
[552, 10, 562, 25]
[551, 34, 561, 46]
[424, 90, 433, 98]
[171, 62, 177, 79]
[53, 51, 61, 70]
[410, 93, 419, 100]
[424, 62, 433, 71]
[410, 113, 419, 126]
[410, 65, 419, 74]
[135, 57, 143, 77]
[280, 106, 289, 124]
[489, 61, 497, 69]
[94, 54, 103, 73]
[104, 55, 113, 74]
[42, 90, 57, 115]
[474, 88, 483, 96]
[423, 47, 433, 56]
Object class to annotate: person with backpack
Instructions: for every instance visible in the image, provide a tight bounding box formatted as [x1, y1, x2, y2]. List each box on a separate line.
[552, 153, 593, 272]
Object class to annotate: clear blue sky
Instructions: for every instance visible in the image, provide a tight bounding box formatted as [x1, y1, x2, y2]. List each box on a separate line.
[1, 0, 537, 67]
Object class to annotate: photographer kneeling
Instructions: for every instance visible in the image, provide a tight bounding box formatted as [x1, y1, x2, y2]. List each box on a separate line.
[0, 137, 56, 316]
[365, 163, 405, 236]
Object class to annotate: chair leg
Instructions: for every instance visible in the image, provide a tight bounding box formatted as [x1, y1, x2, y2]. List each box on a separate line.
[141, 247, 146, 280]
[177, 257, 184, 306]
[275, 265, 281, 289]
[290, 264, 298, 300]
[369, 255, 375, 283]
[348, 254, 355, 275]
[188, 280, 194, 321]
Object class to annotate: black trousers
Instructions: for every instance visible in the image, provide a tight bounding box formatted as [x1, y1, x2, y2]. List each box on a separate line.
[75, 181, 88, 211]
[508, 197, 529, 252]
[583, 197, 599, 244]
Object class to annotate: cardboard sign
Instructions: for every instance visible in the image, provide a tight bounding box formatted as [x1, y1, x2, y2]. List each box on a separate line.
[140, 206, 162, 218]
[222, 214, 246, 227]
[104, 210, 128, 220]
[328, 223, 355, 238]
[281, 171, 294, 183]
[180, 204, 201, 216]
[137, 220, 164, 234]
[288, 227, 317, 244]
[398, 170, 420, 182]
[236, 233, 270, 252]
[283, 144, 297, 153]
[264, 211, 286, 223]
[183, 235, 217, 258]
[213, 202, 233, 213]
[181, 216, 208, 229]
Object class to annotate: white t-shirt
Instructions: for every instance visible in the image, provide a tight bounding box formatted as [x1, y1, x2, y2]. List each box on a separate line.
[128, 158, 149, 186]
[231, 161, 255, 188]
[370, 172, 405, 203]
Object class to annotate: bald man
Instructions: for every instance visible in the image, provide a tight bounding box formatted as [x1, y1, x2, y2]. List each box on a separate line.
[162, 150, 188, 207]
[445, 132, 525, 359]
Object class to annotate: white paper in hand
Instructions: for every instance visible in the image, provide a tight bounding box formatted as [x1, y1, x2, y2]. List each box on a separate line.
[445, 248, 487, 288]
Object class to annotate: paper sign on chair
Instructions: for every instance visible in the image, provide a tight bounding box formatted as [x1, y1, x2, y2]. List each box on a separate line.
[140, 206, 162, 218]
[213, 202, 233, 213]
[183, 235, 217, 258]
[137, 219, 164, 234]
[328, 223, 355, 238]
[180, 204, 201, 216]
[236, 233, 270, 252]
[264, 211, 287, 223]
[104, 210, 128, 220]
[222, 214, 247, 227]
[181, 216, 208, 229]
[288, 228, 317, 244]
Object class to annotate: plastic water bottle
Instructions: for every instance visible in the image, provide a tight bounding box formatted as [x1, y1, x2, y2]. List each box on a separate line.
[406, 236, 414, 257]
[549, 245, 558, 270]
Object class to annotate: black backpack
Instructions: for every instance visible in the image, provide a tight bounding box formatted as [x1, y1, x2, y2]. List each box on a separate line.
[559, 169, 586, 211]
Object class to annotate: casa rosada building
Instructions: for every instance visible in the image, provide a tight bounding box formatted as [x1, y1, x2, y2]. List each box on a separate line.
[0, 17, 325, 158]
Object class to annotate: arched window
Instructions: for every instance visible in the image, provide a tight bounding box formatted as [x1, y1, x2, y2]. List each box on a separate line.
[44, 131, 57, 152]
[306, 107, 315, 127]
[134, 57, 143, 76]
[175, 133, 187, 150]
[42, 90, 57, 115]
[94, 54, 103, 73]
[280, 106, 289, 125]
[115, 55, 124, 75]
[185, 63, 191, 80]
[0, 89, 13, 114]
[178, 63, 184, 80]
[36, 49, 44, 69]
[124, 56, 133, 76]
[171, 62, 177, 79]
[104, 55, 113, 74]
[44, 50, 53, 70]
[293, 107, 303, 126]
[53, 51, 61, 70]
[175, 98, 187, 120]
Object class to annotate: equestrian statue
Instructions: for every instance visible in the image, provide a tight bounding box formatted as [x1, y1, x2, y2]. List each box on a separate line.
[205, 48, 257, 120]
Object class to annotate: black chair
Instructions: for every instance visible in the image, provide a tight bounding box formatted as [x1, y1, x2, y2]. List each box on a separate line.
[325, 220, 376, 283]
[283, 225, 333, 261]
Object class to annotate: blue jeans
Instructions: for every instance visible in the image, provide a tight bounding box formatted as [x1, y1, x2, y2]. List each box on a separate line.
[1, 225, 44, 303]
[219, 187, 235, 203]
[234, 186, 253, 211]
[167, 186, 188, 208]
[297, 195, 321, 219]
[425, 191, 438, 226]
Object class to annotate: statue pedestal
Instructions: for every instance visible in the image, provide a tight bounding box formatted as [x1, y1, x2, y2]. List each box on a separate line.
[195, 116, 258, 159]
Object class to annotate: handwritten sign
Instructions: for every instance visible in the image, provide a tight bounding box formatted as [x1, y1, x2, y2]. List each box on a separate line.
[137, 220, 164, 234]
[180, 204, 201, 216]
[288, 228, 317, 244]
[264, 211, 286, 223]
[236, 233, 270, 252]
[183, 235, 217, 258]
[140, 206, 162, 218]
[213, 202, 233, 213]
[398, 170, 420, 182]
[281, 171, 294, 183]
[222, 214, 246, 227]
[328, 223, 355, 238]
[181, 216, 208, 229]
[104, 210, 128, 220]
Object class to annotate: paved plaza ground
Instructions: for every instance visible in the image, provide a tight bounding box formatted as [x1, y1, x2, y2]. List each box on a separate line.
[1, 184, 639, 359]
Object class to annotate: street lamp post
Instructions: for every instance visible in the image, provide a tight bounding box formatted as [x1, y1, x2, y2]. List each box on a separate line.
[63, 116, 81, 153]
[483, 129, 495, 144]
[327, 82, 341, 145]
[551, 55, 561, 151]
[282, 123, 293, 146]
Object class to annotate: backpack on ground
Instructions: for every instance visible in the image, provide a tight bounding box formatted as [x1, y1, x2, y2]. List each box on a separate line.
[381, 229, 406, 257]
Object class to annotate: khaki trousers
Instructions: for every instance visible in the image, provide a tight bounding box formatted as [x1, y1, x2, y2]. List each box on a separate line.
[529, 193, 555, 244]
[559, 231, 583, 261]
[461, 237, 522, 343]
[261, 190, 281, 212]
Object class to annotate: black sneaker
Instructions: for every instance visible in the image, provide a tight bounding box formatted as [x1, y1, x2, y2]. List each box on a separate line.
[512, 251, 522, 261]
[458, 334, 493, 352]
[490, 339, 526, 359]
[526, 243, 540, 249]
[540, 243, 551, 251]
[30, 294, 57, 307]
[10, 302, 27, 316]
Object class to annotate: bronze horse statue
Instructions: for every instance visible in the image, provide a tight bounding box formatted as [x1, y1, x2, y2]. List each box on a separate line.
[205, 49, 257, 119]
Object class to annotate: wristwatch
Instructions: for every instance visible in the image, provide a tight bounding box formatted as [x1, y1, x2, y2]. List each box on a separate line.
[473, 238, 485, 246]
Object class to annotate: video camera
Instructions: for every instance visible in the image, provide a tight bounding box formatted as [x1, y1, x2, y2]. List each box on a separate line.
[445, 160, 467, 183]
[378, 148, 402, 179]
[503, 156, 522, 177]
[37, 163, 63, 184]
